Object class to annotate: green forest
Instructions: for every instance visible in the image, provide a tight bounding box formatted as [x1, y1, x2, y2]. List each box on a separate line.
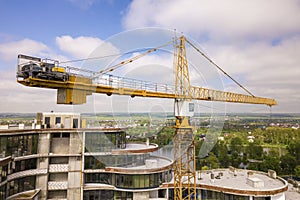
[151, 125, 300, 177]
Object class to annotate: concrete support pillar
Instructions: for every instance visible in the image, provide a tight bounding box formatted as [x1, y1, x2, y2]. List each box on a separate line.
[67, 132, 82, 200]
[36, 133, 50, 199]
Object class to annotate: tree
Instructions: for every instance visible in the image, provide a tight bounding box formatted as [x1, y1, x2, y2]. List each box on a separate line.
[247, 141, 263, 160]
[203, 152, 219, 169]
[229, 137, 243, 168]
[294, 165, 300, 178]
[280, 154, 297, 175]
[230, 137, 243, 159]
[288, 141, 300, 165]
[217, 141, 229, 167]
[261, 155, 281, 173]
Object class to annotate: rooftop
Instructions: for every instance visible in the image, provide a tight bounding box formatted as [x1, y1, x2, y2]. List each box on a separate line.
[163, 168, 288, 196]
[197, 169, 286, 191]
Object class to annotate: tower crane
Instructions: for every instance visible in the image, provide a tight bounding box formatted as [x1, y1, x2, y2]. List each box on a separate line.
[16, 35, 276, 200]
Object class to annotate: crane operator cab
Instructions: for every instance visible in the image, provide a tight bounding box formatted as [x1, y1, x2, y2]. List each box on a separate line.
[17, 54, 69, 82]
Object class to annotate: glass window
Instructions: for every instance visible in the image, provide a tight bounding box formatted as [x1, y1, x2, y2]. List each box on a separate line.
[0, 164, 8, 182]
[0, 184, 6, 200]
[52, 132, 61, 138]
[50, 157, 68, 164]
[144, 174, 149, 188]
[0, 134, 38, 157]
[140, 175, 145, 188]
[85, 173, 112, 185]
[14, 158, 37, 172]
[124, 175, 133, 188]
[48, 190, 67, 199]
[73, 118, 79, 128]
[85, 131, 126, 153]
[55, 117, 61, 124]
[8, 176, 36, 196]
[254, 197, 271, 200]
[84, 156, 106, 169]
[133, 175, 139, 188]
[83, 190, 113, 200]
[115, 191, 133, 200]
[45, 117, 50, 128]
[62, 132, 70, 138]
[114, 173, 162, 189]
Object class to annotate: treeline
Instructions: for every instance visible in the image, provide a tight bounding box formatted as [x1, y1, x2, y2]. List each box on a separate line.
[152, 126, 300, 177]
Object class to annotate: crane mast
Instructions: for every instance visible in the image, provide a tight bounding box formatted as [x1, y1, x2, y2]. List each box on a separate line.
[173, 36, 196, 200]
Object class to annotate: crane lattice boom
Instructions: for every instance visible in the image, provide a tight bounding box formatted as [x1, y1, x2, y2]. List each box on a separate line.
[17, 74, 276, 106]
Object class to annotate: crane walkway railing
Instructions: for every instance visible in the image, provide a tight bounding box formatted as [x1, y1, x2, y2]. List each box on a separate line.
[65, 66, 176, 95]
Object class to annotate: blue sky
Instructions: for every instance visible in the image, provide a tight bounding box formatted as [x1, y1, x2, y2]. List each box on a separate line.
[0, 0, 128, 37]
[0, 0, 300, 113]
[0, 0, 129, 56]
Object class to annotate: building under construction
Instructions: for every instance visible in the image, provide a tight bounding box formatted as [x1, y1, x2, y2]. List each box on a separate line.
[0, 112, 288, 200]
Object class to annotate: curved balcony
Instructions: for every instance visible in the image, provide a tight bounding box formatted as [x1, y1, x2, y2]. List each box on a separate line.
[6, 189, 40, 200]
[105, 156, 173, 174]
[7, 168, 47, 181]
[111, 143, 159, 154]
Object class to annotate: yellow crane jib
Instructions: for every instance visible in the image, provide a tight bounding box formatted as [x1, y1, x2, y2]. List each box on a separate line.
[16, 54, 276, 106]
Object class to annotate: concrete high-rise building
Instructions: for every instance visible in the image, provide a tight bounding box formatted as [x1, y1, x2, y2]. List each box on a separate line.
[0, 113, 288, 200]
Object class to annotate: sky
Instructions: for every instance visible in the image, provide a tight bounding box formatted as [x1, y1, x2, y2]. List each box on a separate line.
[0, 0, 300, 114]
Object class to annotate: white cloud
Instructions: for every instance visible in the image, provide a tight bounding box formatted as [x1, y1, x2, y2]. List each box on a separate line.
[0, 39, 49, 62]
[0, 69, 74, 113]
[201, 36, 300, 113]
[123, 0, 300, 41]
[117, 52, 173, 83]
[56, 35, 120, 60]
[56, 35, 102, 59]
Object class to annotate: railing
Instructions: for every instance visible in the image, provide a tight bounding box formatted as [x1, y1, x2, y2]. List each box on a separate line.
[93, 73, 175, 94]
[65, 66, 176, 94]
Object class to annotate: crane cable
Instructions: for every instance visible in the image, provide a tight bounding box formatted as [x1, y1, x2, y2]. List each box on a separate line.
[59, 53, 125, 64]
[185, 38, 255, 97]
[98, 40, 174, 74]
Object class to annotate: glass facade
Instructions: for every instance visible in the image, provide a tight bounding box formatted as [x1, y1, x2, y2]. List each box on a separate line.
[116, 174, 153, 189]
[85, 171, 172, 189]
[83, 190, 133, 200]
[8, 176, 36, 197]
[167, 189, 251, 200]
[200, 190, 249, 200]
[0, 184, 6, 200]
[14, 158, 37, 172]
[48, 190, 67, 199]
[84, 154, 150, 169]
[85, 173, 112, 185]
[115, 191, 133, 200]
[85, 132, 126, 152]
[0, 134, 38, 157]
[83, 190, 114, 200]
[0, 164, 8, 183]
